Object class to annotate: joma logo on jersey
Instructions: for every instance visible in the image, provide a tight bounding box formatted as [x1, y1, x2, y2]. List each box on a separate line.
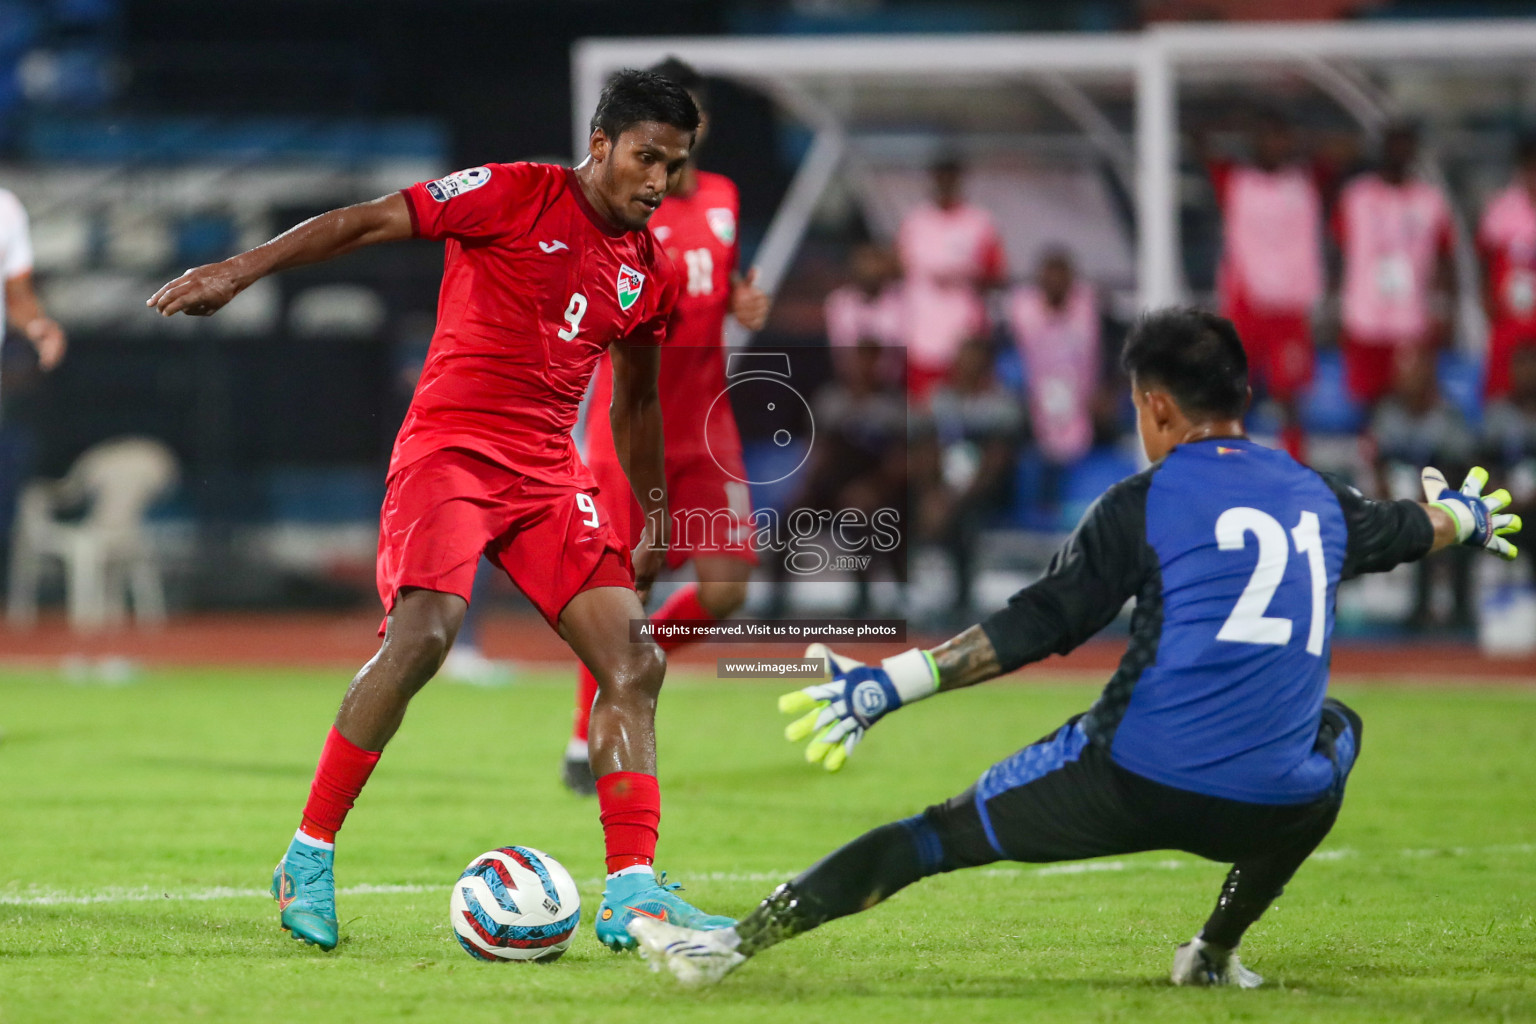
[616, 264, 645, 311]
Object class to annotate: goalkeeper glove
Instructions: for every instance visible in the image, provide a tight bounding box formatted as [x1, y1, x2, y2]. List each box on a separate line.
[778, 644, 938, 772]
[1422, 466, 1522, 561]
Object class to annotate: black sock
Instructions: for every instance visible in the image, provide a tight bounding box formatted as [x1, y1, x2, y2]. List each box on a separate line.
[1199, 865, 1285, 950]
[734, 820, 930, 957]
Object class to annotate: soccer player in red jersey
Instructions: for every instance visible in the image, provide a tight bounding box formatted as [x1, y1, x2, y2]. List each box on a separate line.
[563, 59, 771, 794]
[146, 70, 733, 952]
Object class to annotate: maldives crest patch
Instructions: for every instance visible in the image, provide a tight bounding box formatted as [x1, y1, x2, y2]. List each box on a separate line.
[706, 207, 736, 245]
[616, 264, 645, 311]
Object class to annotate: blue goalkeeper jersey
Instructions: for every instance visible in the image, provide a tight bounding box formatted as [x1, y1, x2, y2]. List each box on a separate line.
[979, 437, 1433, 805]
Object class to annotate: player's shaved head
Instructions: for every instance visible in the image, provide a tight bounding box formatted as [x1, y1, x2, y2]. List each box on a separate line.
[1122, 307, 1249, 421]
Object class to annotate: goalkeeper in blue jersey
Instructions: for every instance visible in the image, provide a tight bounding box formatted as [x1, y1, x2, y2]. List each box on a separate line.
[628, 307, 1522, 989]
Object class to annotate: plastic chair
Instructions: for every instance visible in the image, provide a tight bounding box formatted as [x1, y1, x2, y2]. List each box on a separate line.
[7, 436, 178, 631]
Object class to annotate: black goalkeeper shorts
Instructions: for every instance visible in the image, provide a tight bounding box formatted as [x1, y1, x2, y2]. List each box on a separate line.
[901, 699, 1362, 873]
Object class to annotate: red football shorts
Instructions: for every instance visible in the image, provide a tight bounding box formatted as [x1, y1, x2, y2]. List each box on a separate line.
[588, 449, 758, 571]
[1341, 334, 1426, 405]
[1227, 298, 1314, 401]
[375, 448, 634, 631]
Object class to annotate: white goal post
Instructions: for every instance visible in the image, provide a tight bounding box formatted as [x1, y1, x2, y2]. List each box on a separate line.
[573, 19, 1536, 323]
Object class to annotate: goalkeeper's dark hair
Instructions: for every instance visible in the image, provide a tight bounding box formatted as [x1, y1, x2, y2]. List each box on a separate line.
[647, 56, 709, 112]
[590, 68, 700, 141]
[1121, 307, 1249, 420]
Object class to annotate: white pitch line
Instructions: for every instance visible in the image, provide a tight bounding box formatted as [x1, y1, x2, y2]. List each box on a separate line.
[2, 843, 1530, 908]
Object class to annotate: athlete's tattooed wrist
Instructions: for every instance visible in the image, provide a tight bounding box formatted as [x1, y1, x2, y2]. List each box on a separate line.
[930, 625, 1002, 693]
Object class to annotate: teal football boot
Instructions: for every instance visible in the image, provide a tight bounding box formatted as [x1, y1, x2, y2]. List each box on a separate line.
[271, 835, 339, 951]
[595, 870, 735, 952]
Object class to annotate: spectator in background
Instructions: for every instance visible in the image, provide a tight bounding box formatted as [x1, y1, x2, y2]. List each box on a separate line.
[1371, 347, 1477, 631]
[913, 337, 1021, 625]
[1006, 248, 1100, 511]
[1478, 134, 1536, 400]
[768, 339, 907, 617]
[1207, 111, 1325, 460]
[1482, 345, 1536, 585]
[897, 156, 1006, 401]
[1334, 122, 1456, 409]
[0, 185, 67, 595]
[0, 187, 67, 385]
[823, 242, 904, 384]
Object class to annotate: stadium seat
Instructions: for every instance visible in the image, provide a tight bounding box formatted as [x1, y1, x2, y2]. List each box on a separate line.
[1300, 349, 1367, 435]
[105, 206, 174, 270]
[288, 285, 387, 339]
[265, 466, 384, 523]
[7, 436, 179, 631]
[1437, 350, 1484, 426]
[27, 211, 92, 272]
[1058, 446, 1139, 529]
[1003, 450, 1056, 531]
[174, 213, 236, 267]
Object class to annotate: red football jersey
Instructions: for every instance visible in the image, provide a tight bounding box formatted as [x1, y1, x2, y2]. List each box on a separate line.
[393, 162, 678, 485]
[586, 170, 742, 462]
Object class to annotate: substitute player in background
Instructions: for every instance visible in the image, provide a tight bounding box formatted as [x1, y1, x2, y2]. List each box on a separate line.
[628, 308, 1521, 987]
[565, 58, 771, 795]
[1334, 122, 1456, 407]
[149, 70, 733, 953]
[0, 187, 67, 381]
[1207, 110, 1325, 460]
[1478, 133, 1536, 400]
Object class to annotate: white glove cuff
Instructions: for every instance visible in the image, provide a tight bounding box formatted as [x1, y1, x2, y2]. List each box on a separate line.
[1430, 499, 1475, 543]
[881, 648, 939, 705]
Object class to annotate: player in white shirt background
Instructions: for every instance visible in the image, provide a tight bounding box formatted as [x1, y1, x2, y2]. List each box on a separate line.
[0, 187, 66, 384]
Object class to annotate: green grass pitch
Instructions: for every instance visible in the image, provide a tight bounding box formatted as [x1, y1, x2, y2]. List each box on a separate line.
[1, 665, 1533, 1023]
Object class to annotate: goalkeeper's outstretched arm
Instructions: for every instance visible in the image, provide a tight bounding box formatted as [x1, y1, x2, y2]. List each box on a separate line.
[784, 475, 1155, 770]
[929, 625, 1004, 693]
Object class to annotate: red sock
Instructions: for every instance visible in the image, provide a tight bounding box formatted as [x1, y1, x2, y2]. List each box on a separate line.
[571, 585, 716, 744]
[597, 771, 660, 874]
[651, 584, 713, 654]
[299, 727, 382, 843]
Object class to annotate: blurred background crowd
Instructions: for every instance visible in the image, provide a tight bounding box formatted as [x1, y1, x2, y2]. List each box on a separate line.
[3, 0, 1536, 647]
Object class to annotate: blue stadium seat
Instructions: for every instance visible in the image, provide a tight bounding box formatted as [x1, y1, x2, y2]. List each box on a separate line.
[266, 467, 384, 523]
[1002, 449, 1057, 531]
[23, 115, 448, 163]
[1057, 446, 1139, 529]
[175, 214, 237, 268]
[738, 439, 811, 515]
[993, 343, 1026, 397]
[1437, 350, 1484, 427]
[1300, 349, 1367, 435]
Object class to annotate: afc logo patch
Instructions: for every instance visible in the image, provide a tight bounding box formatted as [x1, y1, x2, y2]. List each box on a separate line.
[425, 166, 491, 202]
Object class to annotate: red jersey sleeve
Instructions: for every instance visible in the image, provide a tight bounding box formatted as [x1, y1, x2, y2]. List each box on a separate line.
[401, 162, 550, 243]
[619, 244, 681, 348]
